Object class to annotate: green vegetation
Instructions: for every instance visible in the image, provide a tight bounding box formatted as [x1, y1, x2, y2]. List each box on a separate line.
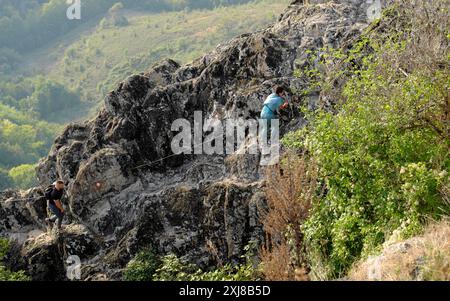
[0, 0, 259, 55]
[46, 0, 287, 105]
[153, 254, 259, 281]
[0, 238, 30, 281]
[0, 0, 288, 190]
[26, 77, 82, 121]
[125, 243, 260, 281]
[0, 77, 62, 188]
[123, 248, 161, 281]
[283, 1, 449, 279]
[8, 164, 38, 190]
[0, 169, 13, 191]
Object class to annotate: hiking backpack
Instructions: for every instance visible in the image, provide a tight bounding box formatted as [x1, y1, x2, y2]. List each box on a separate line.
[44, 185, 54, 200]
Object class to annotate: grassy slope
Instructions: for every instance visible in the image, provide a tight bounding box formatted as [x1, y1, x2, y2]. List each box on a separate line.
[23, 0, 289, 110]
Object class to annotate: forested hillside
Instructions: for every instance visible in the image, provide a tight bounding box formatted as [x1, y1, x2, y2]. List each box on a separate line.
[0, 0, 254, 54]
[0, 0, 288, 190]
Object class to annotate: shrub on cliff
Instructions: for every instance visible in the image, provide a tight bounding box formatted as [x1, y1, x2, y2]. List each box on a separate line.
[125, 243, 261, 281]
[123, 248, 161, 281]
[283, 0, 449, 279]
[0, 239, 30, 281]
[152, 254, 260, 281]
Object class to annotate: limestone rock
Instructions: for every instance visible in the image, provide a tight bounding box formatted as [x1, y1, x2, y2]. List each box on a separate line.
[2, 224, 100, 281]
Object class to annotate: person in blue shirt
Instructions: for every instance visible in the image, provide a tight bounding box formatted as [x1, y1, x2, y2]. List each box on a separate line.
[260, 86, 289, 141]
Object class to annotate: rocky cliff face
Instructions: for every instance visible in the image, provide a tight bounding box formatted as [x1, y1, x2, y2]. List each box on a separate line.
[0, 0, 386, 280]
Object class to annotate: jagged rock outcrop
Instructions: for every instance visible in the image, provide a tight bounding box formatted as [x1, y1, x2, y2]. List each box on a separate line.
[1, 0, 387, 280]
[3, 224, 100, 281]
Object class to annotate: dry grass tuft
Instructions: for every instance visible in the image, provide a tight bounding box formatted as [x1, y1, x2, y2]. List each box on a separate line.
[260, 244, 294, 281]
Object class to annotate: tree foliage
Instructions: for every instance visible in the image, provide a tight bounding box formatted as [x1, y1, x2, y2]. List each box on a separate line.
[8, 164, 38, 190]
[27, 77, 81, 120]
[124, 248, 161, 281]
[125, 243, 261, 281]
[0, 239, 30, 281]
[0, 0, 258, 54]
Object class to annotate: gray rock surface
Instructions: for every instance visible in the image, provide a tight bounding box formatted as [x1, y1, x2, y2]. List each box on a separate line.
[1, 0, 385, 280]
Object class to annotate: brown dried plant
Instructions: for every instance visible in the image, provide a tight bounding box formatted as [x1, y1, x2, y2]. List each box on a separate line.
[260, 153, 320, 280]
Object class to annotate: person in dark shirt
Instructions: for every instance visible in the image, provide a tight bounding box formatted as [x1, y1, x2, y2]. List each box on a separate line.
[45, 180, 65, 229]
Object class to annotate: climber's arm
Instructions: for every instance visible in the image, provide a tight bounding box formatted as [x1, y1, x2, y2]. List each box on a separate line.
[275, 95, 289, 111]
[280, 100, 289, 110]
[55, 200, 64, 213]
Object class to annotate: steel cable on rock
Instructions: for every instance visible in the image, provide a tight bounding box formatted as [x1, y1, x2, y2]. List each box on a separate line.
[0, 130, 241, 203]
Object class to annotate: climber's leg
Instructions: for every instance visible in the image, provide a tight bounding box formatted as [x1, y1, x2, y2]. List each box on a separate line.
[260, 109, 274, 146]
[259, 117, 273, 156]
[48, 203, 64, 229]
[262, 118, 272, 141]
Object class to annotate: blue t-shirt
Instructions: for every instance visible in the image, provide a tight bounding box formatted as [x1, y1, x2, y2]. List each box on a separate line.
[261, 93, 284, 119]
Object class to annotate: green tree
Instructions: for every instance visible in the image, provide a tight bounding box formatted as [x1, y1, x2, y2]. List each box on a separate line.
[8, 164, 38, 190]
[28, 78, 81, 120]
[0, 47, 22, 75]
[0, 168, 13, 190]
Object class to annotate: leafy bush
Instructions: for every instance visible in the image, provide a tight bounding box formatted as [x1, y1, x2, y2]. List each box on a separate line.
[189, 262, 259, 281]
[151, 254, 196, 281]
[0, 239, 8, 260]
[299, 52, 449, 277]
[125, 243, 260, 281]
[0, 266, 30, 281]
[152, 254, 259, 281]
[283, 0, 449, 279]
[0, 238, 30, 281]
[123, 248, 161, 281]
